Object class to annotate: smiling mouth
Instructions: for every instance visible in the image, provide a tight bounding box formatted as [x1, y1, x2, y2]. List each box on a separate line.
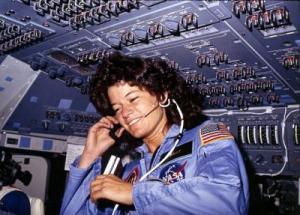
[128, 118, 141, 126]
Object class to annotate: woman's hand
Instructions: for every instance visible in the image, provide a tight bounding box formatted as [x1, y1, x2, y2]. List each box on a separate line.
[90, 175, 133, 205]
[78, 116, 125, 168]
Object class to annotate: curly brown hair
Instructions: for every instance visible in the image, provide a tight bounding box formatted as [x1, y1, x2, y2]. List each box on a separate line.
[89, 52, 206, 130]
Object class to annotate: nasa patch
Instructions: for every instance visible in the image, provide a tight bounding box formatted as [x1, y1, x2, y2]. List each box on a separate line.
[159, 161, 187, 184]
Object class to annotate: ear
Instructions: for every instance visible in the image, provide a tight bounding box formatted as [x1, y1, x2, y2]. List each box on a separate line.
[160, 91, 169, 103]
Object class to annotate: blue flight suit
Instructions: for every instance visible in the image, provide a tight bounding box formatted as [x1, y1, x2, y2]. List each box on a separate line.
[60, 120, 249, 215]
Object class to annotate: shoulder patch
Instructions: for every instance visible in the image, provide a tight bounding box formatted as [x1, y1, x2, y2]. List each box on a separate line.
[199, 123, 233, 145]
[159, 161, 187, 184]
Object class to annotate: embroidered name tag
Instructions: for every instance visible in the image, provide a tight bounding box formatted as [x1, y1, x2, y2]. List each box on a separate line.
[159, 141, 193, 164]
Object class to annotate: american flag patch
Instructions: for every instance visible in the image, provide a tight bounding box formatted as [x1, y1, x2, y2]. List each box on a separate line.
[200, 123, 233, 145]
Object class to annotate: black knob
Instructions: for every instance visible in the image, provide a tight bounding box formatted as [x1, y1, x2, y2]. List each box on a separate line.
[0, 19, 6, 30]
[57, 122, 66, 132]
[120, 31, 135, 45]
[57, 66, 67, 77]
[80, 84, 89, 95]
[148, 23, 163, 38]
[181, 12, 198, 29]
[107, 2, 119, 16]
[116, 0, 130, 12]
[30, 61, 40, 71]
[42, 120, 50, 130]
[196, 55, 205, 67]
[214, 53, 220, 65]
[47, 67, 57, 79]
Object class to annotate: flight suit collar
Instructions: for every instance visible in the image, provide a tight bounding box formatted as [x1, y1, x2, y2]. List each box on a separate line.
[136, 124, 181, 155]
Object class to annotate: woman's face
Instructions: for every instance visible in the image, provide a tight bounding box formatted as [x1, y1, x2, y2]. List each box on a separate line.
[108, 81, 167, 139]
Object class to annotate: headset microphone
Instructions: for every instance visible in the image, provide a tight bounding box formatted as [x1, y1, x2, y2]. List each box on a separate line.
[143, 103, 159, 118]
[109, 103, 159, 140]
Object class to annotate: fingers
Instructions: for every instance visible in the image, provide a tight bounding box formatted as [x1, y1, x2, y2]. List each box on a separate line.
[98, 116, 119, 129]
[102, 116, 119, 129]
[90, 175, 122, 203]
[89, 116, 119, 133]
[90, 177, 105, 203]
[116, 127, 126, 138]
[105, 116, 119, 125]
[101, 116, 115, 128]
[90, 182, 105, 203]
[90, 175, 111, 191]
[95, 174, 121, 181]
[88, 121, 111, 133]
[91, 175, 121, 189]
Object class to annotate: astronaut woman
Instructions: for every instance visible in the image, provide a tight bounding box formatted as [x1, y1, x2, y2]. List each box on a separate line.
[60, 53, 249, 215]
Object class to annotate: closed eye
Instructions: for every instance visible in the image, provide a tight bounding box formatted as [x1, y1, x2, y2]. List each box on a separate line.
[129, 97, 139, 102]
[113, 106, 121, 114]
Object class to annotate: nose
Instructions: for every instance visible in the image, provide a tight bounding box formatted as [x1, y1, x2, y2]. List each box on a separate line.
[120, 104, 133, 120]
